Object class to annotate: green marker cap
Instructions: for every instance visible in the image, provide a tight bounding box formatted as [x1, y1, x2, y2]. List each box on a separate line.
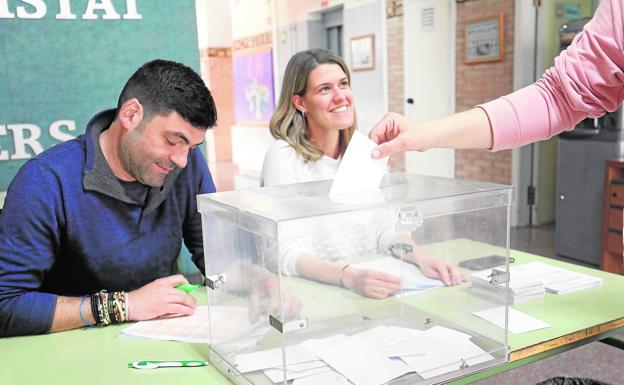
[175, 283, 201, 293]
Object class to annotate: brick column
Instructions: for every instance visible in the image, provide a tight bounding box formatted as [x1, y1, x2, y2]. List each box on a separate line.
[455, 0, 515, 184]
[386, 0, 405, 171]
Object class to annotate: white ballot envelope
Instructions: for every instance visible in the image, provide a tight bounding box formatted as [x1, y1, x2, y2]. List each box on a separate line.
[329, 130, 389, 196]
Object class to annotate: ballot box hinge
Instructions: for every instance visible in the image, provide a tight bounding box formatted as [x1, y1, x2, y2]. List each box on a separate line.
[205, 273, 227, 290]
[269, 315, 309, 333]
[488, 269, 510, 285]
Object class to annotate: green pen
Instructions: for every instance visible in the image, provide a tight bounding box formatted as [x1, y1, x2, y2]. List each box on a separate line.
[129, 360, 208, 369]
[175, 283, 201, 293]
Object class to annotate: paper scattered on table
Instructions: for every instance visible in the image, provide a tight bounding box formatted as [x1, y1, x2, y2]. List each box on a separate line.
[237, 334, 348, 374]
[354, 325, 423, 354]
[292, 369, 350, 385]
[353, 257, 444, 294]
[472, 306, 551, 334]
[329, 130, 389, 196]
[399, 326, 493, 379]
[317, 337, 410, 385]
[263, 361, 331, 383]
[120, 306, 251, 343]
[237, 324, 496, 385]
[236, 343, 321, 373]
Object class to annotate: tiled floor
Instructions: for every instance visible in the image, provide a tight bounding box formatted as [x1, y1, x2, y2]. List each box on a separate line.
[472, 225, 624, 385]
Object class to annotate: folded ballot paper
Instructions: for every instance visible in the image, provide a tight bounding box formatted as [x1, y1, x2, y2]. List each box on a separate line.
[470, 261, 603, 304]
[235, 325, 494, 385]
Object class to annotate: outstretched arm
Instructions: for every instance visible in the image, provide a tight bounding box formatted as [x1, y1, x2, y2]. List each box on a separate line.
[369, 109, 492, 159]
[371, 0, 624, 158]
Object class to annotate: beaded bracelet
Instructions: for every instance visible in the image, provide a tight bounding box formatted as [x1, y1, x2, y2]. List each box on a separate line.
[89, 290, 128, 326]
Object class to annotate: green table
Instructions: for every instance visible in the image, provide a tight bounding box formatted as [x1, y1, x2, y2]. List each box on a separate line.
[2, 249, 623, 385]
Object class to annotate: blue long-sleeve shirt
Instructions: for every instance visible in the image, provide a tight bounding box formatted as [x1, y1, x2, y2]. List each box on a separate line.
[0, 109, 215, 337]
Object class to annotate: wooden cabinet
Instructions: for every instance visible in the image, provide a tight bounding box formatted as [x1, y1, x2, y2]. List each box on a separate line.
[601, 160, 624, 274]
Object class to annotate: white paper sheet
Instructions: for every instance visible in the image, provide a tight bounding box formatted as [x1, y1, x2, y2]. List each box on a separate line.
[263, 362, 331, 383]
[353, 325, 422, 352]
[235, 345, 318, 373]
[472, 306, 551, 334]
[329, 130, 389, 196]
[406, 341, 493, 380]
[120, 305, 230, 343]
[353, 257, 444, 293]
[292, 369, 351, 385]
[317, 336, 410, 385]
[397, 326, 493, 379]
[512, 262, 603, 295]
[236, 334, 349, 374]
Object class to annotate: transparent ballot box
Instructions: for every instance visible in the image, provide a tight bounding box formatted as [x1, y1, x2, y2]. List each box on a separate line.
[198, 173, 512, 385]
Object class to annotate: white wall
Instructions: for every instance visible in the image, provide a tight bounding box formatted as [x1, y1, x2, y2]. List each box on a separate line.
[231, 125, 274, 189]
[231, 0, 272, 40]
[195, 0, 232, 49]
[403, 0, 455, 178]
[343, 0, 387, 133]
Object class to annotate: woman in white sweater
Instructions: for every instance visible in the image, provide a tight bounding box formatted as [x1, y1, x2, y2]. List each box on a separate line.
[260, 49, 463, 298]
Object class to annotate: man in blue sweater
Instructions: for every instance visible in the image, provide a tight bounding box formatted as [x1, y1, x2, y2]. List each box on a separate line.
[0, 60, 218, 336]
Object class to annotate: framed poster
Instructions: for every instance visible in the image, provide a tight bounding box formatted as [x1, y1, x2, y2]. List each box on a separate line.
[350, 34, 375, 71]
[465, 14, 504, 64]
[233, 47, 275, 124]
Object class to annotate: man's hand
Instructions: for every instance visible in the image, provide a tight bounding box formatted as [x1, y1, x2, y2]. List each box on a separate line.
[416, 255, 465, 286]
[342, 267, 402, 299]
[126, 275, 197, 321]
[369, 112, 429, 159]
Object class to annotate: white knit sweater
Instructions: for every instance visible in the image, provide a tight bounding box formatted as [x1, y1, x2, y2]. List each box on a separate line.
[259, 139, 394, 276]
[260, 139, 340, 187]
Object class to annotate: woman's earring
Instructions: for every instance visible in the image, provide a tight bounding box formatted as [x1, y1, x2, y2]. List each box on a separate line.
[301, 110, 306, 119]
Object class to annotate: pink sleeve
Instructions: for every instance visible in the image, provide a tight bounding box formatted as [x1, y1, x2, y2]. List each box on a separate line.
[480, 0, 624, 151]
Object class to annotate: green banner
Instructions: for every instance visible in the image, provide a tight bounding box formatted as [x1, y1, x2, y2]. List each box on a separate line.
[0, 0, 200, 193]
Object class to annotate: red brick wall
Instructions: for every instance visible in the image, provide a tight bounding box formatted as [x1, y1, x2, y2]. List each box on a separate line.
[455, 0, 514, 184]
[200, 47, 234, 162]
[386, 0, 405, 172]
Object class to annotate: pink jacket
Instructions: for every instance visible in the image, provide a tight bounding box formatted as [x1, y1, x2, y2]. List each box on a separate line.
[480, 0, 624, 151]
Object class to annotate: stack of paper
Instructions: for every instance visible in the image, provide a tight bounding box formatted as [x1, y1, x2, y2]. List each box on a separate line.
[470, 269, 545, 304]
[234, 325, 495, 385]
[515, 261, 603, 295]
[470, 261, 603, 304]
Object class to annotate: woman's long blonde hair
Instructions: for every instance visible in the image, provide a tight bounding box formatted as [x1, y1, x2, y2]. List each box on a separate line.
[269, 49, 357, 162]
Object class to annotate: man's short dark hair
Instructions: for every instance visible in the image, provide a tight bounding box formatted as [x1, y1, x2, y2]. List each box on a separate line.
[117, 59, 217, 129]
